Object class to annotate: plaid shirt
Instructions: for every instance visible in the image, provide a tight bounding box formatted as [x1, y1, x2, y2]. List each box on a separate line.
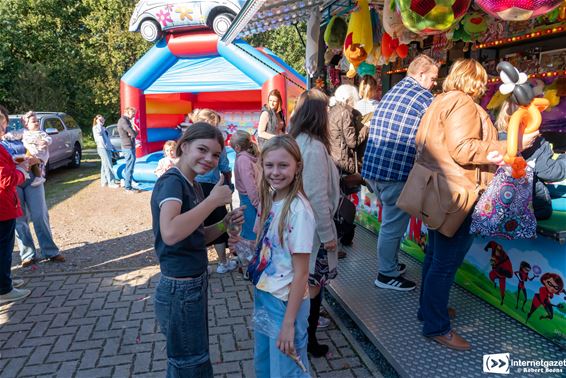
[361, 76, 433, 182]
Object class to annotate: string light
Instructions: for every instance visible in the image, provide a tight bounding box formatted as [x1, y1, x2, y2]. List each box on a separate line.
[476, 26, 565, 49]
[487, 70, 566, 83]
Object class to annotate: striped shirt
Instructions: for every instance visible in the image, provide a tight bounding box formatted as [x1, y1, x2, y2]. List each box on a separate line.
[361, 76, 433, 182]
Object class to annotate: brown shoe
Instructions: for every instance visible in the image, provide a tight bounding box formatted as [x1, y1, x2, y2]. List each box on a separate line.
[338, 250, 347, 259]
[432, 330, 470, 351]
[49, 255, 65, 263]
[21, 259, 35, 268]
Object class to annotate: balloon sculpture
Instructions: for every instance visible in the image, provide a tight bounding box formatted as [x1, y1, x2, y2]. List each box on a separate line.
[497, 62, 550, 178]
[475, 0, 564, 21]
[395, 0, 472, 35]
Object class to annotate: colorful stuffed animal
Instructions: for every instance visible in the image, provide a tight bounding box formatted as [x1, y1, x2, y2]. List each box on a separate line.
[324, 16, 348, 49]
[395, 0, 472, 35]
[382, 0, 421, 44]
[381, 32, 409, 62]
[343, 0, 374, 68]
[475, 0, 563, 21]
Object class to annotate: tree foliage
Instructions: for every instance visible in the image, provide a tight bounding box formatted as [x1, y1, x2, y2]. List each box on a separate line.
[0, 0, 303, 134]
[245, 23, 307, 76]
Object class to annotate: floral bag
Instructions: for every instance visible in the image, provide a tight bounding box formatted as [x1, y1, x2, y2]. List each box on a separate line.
[470, 165, 536, 239]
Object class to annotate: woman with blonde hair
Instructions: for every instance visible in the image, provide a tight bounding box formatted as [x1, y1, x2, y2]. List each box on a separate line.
[415, 59, 538, 351]
[356, 75, 379, 118]
[92, 115, 118, 188]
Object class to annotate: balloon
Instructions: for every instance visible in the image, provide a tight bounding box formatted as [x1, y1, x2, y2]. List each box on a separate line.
[504, 98, 550, 178]
[475, 0, 563, 21]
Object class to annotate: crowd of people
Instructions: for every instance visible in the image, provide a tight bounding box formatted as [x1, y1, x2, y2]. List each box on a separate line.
[1, 54, 563, 377]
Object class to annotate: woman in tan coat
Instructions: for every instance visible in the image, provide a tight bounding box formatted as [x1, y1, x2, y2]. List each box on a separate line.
[415, 59, 538, 351]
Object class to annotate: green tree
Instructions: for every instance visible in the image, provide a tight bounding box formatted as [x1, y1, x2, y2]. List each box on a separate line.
[246, 23, 306, 76]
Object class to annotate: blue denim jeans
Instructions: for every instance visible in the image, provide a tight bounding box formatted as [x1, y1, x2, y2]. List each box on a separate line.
[368, 180, 411, 277]
[0, 219, 16, 295]
[239, 193, 257, 241]
[97, 147, 116, 186]
[15, 179, 60, 262]
[154, 273, 213, 378]
[122, 147, 136, 190]
[417, 214, 474, 337]
[254, 288, 310, 378]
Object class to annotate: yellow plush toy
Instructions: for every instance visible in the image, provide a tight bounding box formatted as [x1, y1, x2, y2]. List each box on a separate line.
[543, 81, 561, 108]
[343, 0, 373, 68]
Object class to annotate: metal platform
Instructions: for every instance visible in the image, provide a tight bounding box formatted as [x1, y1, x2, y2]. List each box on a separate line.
[327, 226, 566, 378]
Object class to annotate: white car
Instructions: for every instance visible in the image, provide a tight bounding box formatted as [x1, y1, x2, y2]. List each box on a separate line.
[8, 112, 83, 171]
[129, 0, 245, 43]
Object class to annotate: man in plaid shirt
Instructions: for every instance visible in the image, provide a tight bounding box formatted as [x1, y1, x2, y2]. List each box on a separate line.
[362, 55, 439, 291]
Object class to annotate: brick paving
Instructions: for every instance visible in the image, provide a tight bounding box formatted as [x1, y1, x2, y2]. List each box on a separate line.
[0, 266, 376, 377]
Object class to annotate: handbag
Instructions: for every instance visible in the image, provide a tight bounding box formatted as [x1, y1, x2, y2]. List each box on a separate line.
[396, 112, 481, 238]
[470, 165, 536, 239]
[334, 193, 356, 238]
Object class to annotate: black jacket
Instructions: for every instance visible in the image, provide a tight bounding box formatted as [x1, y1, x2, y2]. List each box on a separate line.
[117, 116, 138, 149]
[522, 137, 566, 220]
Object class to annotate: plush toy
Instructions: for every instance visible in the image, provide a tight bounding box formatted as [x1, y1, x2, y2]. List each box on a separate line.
[395, 0, 472, 35]
[480, 18, 505, 43]
[357, 61, 376, 77]
[543, 81, 561, 108]
[324, 16, 348, 49]
[382, 0, 421, 44]
[452, 11, 488, 50]
[343, 0, 374, 68]
[381, 32, 409, 62]
[475, 0, 563, 21]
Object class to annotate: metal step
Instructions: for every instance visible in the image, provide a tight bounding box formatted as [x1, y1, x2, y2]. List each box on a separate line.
[327, 226, 565, 378]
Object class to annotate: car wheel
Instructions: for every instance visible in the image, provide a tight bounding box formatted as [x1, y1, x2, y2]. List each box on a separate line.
[211, 13, 234, 36]
[140, 19, 162, 43]
[69, 144, 82, 168]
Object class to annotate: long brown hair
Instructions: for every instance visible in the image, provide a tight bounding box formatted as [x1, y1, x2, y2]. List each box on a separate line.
[176, 122, 224, 157]
[288, 88, 330, 151]
[267, 89, 283, 112]
[258, 135, 306, 247]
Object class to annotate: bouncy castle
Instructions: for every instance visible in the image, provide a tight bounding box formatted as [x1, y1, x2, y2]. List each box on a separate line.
[120, 31, 306, 158]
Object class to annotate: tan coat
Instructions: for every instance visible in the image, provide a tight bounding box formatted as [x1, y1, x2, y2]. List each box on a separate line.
[416, 91, 507, 191]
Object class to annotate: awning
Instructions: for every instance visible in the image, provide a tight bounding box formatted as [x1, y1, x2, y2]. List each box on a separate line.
[222, 0, 367, 44]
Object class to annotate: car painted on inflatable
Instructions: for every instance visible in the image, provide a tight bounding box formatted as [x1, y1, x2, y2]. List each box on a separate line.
[129, 0, 245, 42]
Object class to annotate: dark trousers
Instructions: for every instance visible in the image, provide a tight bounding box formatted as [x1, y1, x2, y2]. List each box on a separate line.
[417, 215, 474, 337]
[154, 273, 213, 378]
[0, 219, 15, 295]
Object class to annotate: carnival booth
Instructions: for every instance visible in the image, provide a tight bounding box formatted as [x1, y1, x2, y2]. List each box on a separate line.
[116, 31, 305, 187]
[332, 1, 566, 349]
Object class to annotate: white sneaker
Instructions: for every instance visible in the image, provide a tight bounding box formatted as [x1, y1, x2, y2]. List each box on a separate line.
[318, 316, 331, 329]
[12, 279, 25, 288]
[107, 183, 120, 188]
[0, 288, 31, 304]
[216, 260, 238, 274]
[30, 176, 46, 187]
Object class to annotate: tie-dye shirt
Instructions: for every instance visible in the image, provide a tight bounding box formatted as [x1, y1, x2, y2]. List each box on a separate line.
[256, 194, 315, 301]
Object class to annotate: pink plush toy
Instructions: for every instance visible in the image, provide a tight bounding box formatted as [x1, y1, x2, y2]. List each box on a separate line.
[475, 0, 563, 21]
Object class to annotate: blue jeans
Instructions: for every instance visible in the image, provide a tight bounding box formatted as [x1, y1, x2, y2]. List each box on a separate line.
[254, 288, 310, 378]
[368, 180, 411, 277]
[15, 179, 60, 262]
[154, 273, 213, 378]
[0, 219, 16, 295]
[97, 147, 116, 186]
[417, 215, 474, 337]
[239, 194, 257, 241]
[122, 147, 136, 190]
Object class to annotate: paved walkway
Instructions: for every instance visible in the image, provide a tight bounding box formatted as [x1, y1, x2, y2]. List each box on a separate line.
[0, 266, 377, 377]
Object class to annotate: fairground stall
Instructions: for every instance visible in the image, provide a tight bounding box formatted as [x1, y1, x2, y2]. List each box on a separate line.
[117, 30, 305, 187]
[225, 1, 565, 377]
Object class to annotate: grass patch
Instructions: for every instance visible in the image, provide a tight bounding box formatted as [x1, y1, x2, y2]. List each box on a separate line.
[44, 150, 100, 208]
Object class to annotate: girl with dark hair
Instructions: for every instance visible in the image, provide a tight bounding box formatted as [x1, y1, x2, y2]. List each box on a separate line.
[257, 89, 286, 148]
[150, 122, 244, 377]
[289, 89, 340, 357]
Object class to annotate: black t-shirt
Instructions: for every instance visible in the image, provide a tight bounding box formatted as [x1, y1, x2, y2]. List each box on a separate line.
[150, 167, 208, 277]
